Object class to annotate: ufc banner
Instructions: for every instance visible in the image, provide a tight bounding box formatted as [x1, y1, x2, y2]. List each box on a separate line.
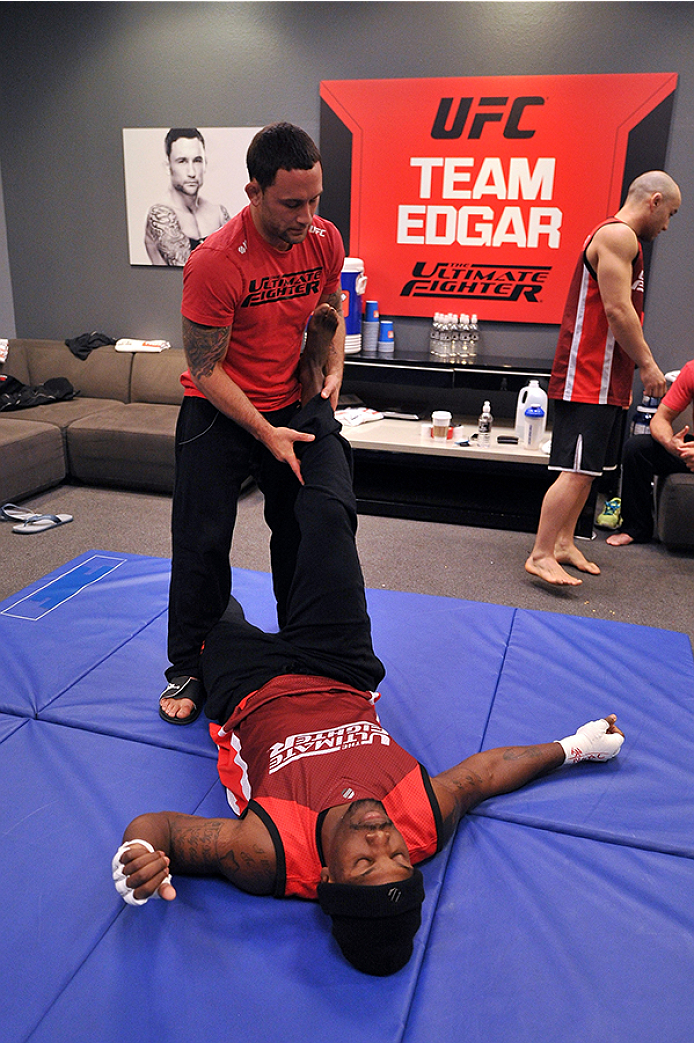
[319, 73, 677, 324]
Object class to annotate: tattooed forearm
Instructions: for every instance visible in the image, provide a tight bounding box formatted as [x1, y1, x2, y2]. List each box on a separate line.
[182, 317, 231, 381]
[325, 289, 343, 315]
[501, 746, 545, 762]
[126, 812, 276, 895]
[168, 818, 226, 876]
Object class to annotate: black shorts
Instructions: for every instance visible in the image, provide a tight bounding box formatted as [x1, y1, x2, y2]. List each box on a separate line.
[548, 400, 625, 476]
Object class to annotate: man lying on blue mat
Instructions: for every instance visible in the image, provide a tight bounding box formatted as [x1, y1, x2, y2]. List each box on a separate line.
[113, 306, 625, 976]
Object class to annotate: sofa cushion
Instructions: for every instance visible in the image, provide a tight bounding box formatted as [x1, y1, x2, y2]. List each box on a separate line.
[0, 397, 125, 435]
[0, 418, 66, 503]
[21, 341, 132, 402]
[1, 342, 31, 384]
[130, 349, 186, 405]
[67, 402, 178, 493]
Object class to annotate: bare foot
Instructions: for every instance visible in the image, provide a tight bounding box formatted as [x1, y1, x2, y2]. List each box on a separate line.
[606, 531, 634, 546]
[525, 554, 583, 586]
[160, 696, 196, 720]
[555, 544, 601, 575]
[299, 304, 339, 404]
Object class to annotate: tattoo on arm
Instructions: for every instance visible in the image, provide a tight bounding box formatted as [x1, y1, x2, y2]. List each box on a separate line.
[501, 746, 544, 762]
[168, 818, 225, 875]
[325, 290, 343, 315]
[168, 817, 275, 894]
[183, 317, 231, 381]
[218, 842, 275, 894]
[145, 205, 191, 266]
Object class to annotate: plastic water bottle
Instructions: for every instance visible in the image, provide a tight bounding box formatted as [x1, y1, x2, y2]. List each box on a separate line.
[467, 314, 479, 360]
[522, 404, 546, 449]
[478, 400, 493, 447]
[456, 314, 470, 361]
[444, 314, 458, 360]
[441, 314, 455, 359]
[430, 313, 443, 355]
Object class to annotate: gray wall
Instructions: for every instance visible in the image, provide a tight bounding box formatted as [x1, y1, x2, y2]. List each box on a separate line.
[0, 159, 16, 336]
[0, 1, 692, 373]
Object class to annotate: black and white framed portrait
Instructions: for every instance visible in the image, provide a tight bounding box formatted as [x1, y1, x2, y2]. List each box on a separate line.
[123, 126, 262, 266]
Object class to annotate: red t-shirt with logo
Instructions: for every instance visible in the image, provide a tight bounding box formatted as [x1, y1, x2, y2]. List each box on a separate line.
[181, 206, 344, 412]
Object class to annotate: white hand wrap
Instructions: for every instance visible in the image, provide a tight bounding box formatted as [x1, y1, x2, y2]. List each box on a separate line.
[112, 839, 172, 906]
[556, 719, 624, 765]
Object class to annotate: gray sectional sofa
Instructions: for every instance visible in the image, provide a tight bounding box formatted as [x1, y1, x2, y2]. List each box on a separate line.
[0, 339, 186, 504]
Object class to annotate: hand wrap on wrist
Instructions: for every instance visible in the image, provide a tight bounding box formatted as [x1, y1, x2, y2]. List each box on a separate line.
[112, 839, 172, 906]
[555, 719, 624, 765]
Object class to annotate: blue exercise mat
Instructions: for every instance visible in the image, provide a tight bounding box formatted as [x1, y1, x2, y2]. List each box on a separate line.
[0, 717, 219, 1041]
[405, 816, 694, 1043]
[1, 552, 168, 717]
[477, 608, 694, 857]
[2, 553, 693, 1043]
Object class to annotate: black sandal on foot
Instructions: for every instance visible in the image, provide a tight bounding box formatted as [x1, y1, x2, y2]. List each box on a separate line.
[159, 676, 205, 725]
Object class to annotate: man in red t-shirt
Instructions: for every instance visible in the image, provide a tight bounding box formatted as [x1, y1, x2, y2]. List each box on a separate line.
[115, 364, 624, 976]
[525, 171, 680, 587]
[161, 123, 346, 726]
[607, 361, 694, 545]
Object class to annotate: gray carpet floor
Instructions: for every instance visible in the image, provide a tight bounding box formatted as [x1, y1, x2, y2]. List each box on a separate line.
[1, 482, 692, 650]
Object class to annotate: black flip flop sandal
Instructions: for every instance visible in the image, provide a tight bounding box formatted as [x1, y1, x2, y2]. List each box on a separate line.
[159, 676, 205, 725]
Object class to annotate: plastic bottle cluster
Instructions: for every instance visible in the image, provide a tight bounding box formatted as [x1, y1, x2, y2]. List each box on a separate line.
[429, 313, 479, 361]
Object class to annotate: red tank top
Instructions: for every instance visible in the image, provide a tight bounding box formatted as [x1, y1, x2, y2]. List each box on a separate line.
[210, 674, 444, 898]
[549, 218, 644, 408]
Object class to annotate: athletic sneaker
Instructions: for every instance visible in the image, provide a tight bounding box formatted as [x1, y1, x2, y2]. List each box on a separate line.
[596, 497, 622, 529]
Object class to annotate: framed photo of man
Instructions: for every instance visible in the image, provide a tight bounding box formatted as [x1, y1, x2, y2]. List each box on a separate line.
[123, 126, 262, 266]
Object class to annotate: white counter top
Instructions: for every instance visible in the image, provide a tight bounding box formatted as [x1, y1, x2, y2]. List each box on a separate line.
[340, 416, 551, 465]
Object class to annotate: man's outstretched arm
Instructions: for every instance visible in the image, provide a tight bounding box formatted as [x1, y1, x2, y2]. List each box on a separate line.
[183, 317, 315, 483]
[431, 715, 625, 841]
[112, 810, 277, 905]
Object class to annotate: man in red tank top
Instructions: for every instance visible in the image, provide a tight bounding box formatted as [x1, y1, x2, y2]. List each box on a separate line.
[526, 171, 680, 586]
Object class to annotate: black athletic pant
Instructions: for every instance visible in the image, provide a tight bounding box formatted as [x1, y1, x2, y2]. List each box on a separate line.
[201, 395, 386, 725]
[619, 432, 693, 542]
[167, 397, 302, 681]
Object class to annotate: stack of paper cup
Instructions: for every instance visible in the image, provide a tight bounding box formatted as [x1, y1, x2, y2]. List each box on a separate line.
[362, 301, 379, 355]
[377, 319, 395, 354]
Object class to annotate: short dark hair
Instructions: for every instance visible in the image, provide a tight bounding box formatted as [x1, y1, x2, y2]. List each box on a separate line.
[165, 128, 205, 158]
[246, 122, 321, 190]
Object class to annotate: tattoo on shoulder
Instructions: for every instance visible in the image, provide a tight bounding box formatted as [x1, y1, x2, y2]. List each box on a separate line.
[146, 205, 190, 266]
[451, 770, 484, 792]
[216, 833, 275, 895]
[183, 318, 231, 380]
